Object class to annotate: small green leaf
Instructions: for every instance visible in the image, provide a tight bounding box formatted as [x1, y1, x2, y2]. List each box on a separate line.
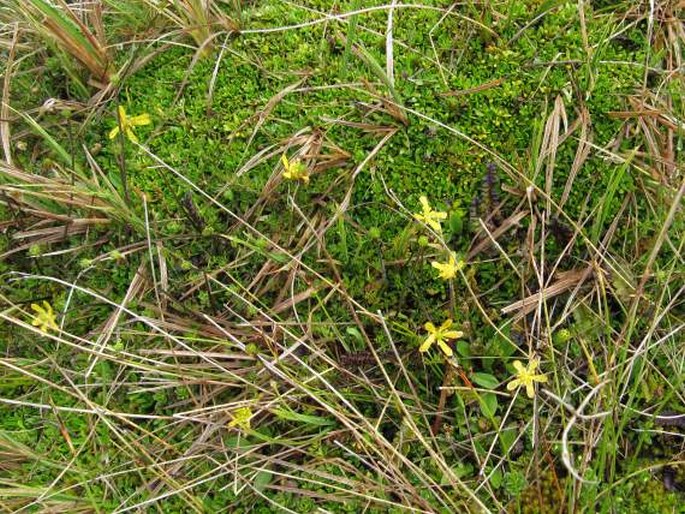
[441, 461, 474, 484]
[448, 210, 464, 234]
[253, 469, 273, 492]
[480, 392, 498, 418]
[456, 341, 471, 357]
[272, 408, 336, 427]
[268, 251, 289, 264]
[223, 436, 254, 450]
[504, 470, 527, 495]
[495, 333, 517, 358]
[499, 427, 517, 453]
[16, 108, 73, 167]
[489, 468, 503, 489]
[472, 372, 499, 390]
[345, 327, 363, 343]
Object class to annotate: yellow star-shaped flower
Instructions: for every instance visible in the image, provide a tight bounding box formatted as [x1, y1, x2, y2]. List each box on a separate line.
[431, 252, 465, 280]
[108, 106, 151, 144]
[228, 406, 252, 431]
[506, 358, 548, 398]
[281, 154, 310, 184]
[31, 301, 59, 334]
[420, 319, 463, 357]
[414, 196, 447, 232]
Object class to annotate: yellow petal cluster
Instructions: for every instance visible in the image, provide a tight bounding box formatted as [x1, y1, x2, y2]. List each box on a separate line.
[430, 252, 464, 280]
[414, 196, 447, 232]
[31, 301, 59, 334]
[281, 154, 310, 184]
[419, 319, 463, 357]
[228, 406, 252, 431]
[506, 358, 548, 398]
[109, 106, 151, 143]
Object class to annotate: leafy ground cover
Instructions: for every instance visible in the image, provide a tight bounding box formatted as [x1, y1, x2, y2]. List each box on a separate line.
[0, 1, 683, 512]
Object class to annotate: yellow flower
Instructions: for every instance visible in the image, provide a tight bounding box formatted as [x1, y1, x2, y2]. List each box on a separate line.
[420, 319, 463, 357]
[108, 106, 151, 143]
[31, 301, 59, 334]
[228, 406, 252, 431]
[431, 252, 464, 280]
[414, 196, 447, 232]
[281, 154, 310, 184]
[506, 358, 548, 398]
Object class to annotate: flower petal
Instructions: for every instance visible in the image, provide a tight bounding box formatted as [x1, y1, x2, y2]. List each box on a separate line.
[438, 340, 453, 357]
[534, 374, 548, 383]
[439, 319, 453, 330]
[31, 303, 44, 314]
[117, 105, 127, 121]
[427, 220, 442, 231]
[419, 335, 435, 352]
[528, 358, 539, 372]
[526, 383, 535, 398]
[129, 113, 151, 126]
[419, 196, 430, 212]
[108, 126, 120, 139]
[125, 127, 139, 144]
[512, 360, 525, 373]
[506, 379, 520, 391]
[281, 154, 289, 168]
[424, 322, 436, 333]
[433, 211, 447, 220]
[442, 330, 464, 340]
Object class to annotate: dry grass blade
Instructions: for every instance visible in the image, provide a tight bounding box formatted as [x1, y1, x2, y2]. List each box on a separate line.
[0, 164, 116, 256]
[560, 106, 592, 209]
[319, 116, 397, 134]
[236, 126, 351, 227]
[144, 0, 239, 57]
[467, 210, 528, 261]
[335, 30, 407, 125]
[16, 0, 111, 85]
[441, 78, 506, 97]
[241, 79, 306, 157]
[1, 24, 19, 166]
[85, 261, 148, 378]
[3, 219, 108, 258]
[612, 94, 682, 184]
[538, 95, 567, 213]
[385, 0, 398, 90]
[619, 174, 685, 342]
[501, 266, 594, 317]
[0, 158, 144, 241]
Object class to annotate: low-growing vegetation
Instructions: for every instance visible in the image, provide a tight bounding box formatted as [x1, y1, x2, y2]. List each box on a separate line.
[0, 0, 683, 512]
